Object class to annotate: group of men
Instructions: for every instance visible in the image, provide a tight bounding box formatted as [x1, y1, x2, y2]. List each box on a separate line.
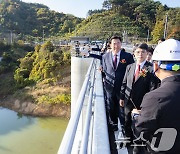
[101, 36, 180, 154]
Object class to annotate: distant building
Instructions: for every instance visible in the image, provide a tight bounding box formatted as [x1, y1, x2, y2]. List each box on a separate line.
[0, 32, 17, 44]
[70, 36, 90, 44]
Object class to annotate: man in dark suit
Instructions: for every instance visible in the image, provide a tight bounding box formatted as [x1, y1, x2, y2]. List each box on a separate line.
[102, 36, 134, 131]
[102, 35, 134, 153]
[119, 43, 159, 145]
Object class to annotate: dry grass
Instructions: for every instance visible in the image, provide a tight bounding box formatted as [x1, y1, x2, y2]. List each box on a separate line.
[30, 85, 70, 99]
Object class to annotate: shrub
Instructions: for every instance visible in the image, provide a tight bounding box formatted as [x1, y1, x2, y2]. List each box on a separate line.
[37, 94, 71, 105]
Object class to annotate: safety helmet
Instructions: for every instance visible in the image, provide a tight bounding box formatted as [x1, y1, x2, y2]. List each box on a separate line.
[152, 39, 180, 71]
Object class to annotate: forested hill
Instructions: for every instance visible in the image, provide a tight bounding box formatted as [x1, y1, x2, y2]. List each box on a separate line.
[74, 0, 180, 43]
[0, 0, 82, 40]
[0, 0, 179, 43]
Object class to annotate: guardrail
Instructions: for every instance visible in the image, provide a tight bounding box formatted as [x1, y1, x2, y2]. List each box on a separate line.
[58, 58, 110, 154]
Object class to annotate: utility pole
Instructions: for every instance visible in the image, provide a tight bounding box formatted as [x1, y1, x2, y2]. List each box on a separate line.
[122, 30, 127, 43]
[147, 29, 149, 43]
[43, 29, 45, 43]
[10, 30, 13, 44]
[164, 13, 168, 39]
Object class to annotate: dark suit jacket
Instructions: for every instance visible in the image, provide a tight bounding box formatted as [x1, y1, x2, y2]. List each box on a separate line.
[102, 49, 134, 98]
[135, 75, 180, 153]
[89, 53, 102, 60]
[120, 61, 159, 109]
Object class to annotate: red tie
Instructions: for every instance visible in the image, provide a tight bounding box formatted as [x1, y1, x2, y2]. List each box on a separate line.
[134, 64, 140, 81]
[113, 54, 117, 69]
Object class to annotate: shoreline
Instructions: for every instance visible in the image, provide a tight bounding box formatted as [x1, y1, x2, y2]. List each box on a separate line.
[0, 97, 70, 118]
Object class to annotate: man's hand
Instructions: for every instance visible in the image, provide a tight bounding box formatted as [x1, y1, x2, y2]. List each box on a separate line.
[98, 66, 103, 72]
[119, 99, 124, 107]
[132, 109, 141, 114]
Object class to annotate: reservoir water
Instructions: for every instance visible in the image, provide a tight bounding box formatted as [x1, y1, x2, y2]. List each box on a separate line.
[0, 107, 68, 154]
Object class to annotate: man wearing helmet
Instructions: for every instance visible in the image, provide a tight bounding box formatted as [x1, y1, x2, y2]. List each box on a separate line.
[132, 39, 180, 153]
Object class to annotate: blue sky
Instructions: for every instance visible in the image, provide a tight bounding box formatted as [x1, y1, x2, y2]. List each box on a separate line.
[21, 0, 180, 18]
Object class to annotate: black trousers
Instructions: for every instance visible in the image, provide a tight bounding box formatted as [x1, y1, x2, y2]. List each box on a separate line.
[105, 91, 125, 130]
[108, 126, 118, 154]
[105, 90, 125, 154]
[124, 102, 147, 154]
[124, 103, 134, 141]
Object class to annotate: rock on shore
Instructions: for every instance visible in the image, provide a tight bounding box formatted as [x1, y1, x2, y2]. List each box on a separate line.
[0, 97, 70, 118]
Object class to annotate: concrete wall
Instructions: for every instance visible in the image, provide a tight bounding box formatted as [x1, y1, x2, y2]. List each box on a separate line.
[71, 57, 93, 115]
[71, 57, 93, 154]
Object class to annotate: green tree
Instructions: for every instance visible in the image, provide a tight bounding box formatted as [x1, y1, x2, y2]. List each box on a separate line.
[61, 20, 73, 33]
[151, 20, 164, 43]
[41, 41, 54, 52]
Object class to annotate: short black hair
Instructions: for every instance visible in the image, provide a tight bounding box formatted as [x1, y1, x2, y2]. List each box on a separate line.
[133, 43, 148, 51]
[147, 47, 154, 54]
[159, 38, 165, 42]
[110, 36, 122, 43]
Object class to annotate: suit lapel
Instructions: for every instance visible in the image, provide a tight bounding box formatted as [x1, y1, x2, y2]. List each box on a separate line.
[109, 52, 114, 70]
[117, 50, 125, 70]
[142, 61, 150, 70]
[130, 63, 136, 83]
[134, 61, 150, 83]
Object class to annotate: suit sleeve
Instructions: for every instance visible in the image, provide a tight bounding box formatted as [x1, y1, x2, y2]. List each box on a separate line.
[102, 55, 106, 78]
[91, 48, 101, 51]
[120, 65, 129, 100]
[89, 53, 102, 60]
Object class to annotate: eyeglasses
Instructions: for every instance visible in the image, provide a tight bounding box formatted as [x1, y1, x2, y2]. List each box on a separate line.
[135, 50, 147, 54]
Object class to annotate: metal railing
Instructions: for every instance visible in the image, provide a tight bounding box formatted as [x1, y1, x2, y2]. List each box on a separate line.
[58, 58, 110, 154]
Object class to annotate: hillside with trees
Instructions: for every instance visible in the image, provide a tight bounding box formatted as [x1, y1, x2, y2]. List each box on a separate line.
[0, 0, 179, 117]
[0, 0, 179, 43]
[0, 0, 82, 43]
[74, 0, 180, 43]
[0, 0, 73, 117]
[0, 41, 71, 117]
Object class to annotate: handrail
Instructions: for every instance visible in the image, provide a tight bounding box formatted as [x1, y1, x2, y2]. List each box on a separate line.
[58, 56, 110, 154]
[92, 64, 110, 154]
[79, 61, 96, 154]
[58, 59, 95, 154]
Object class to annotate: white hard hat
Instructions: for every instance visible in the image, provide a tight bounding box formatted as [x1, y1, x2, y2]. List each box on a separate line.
[152, 39, 180, 61]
